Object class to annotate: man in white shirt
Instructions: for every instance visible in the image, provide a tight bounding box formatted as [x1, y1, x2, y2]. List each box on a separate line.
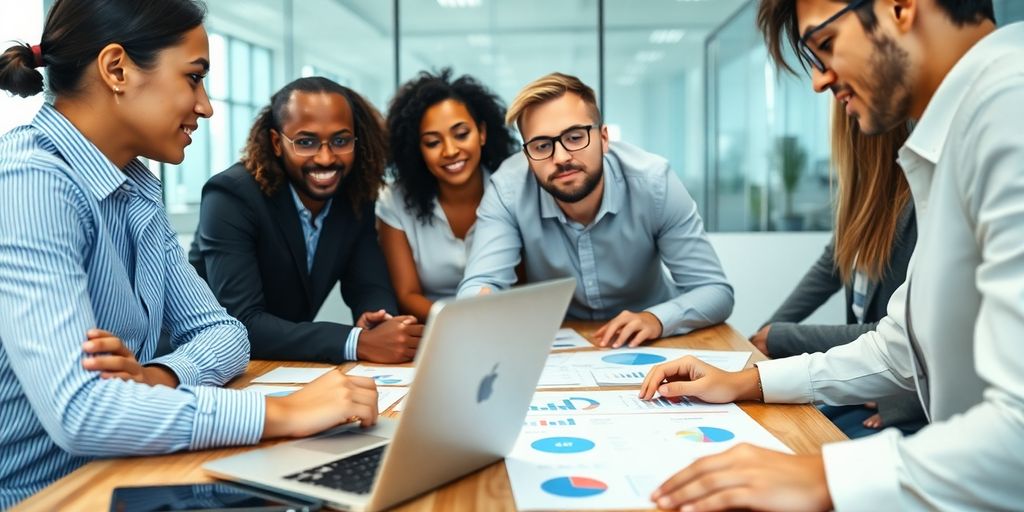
[638, 1, 1024, 510]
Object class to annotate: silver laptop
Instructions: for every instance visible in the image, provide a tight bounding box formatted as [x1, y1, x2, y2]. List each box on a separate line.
[204, 278, 576, 511]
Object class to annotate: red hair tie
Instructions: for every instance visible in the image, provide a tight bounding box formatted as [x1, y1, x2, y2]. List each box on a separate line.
[30, 44, 44, 68]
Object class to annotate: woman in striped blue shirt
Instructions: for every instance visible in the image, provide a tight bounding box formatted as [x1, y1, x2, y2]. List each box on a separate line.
[0, 0, 378, 507]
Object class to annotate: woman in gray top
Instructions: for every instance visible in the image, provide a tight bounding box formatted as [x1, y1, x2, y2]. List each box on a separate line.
[750, 103, 925, 438]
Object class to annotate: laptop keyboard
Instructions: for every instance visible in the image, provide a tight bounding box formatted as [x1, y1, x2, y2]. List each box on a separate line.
[283, 445, 385, 495]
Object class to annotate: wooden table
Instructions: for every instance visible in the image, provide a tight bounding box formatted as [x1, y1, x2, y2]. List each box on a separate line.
[16, 323, 845, 511]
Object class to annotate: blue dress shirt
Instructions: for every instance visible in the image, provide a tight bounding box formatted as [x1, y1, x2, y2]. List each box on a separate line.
[0, 104, 263, 507]
[287, 185, 362, 360]
[458, 141, 734, 335]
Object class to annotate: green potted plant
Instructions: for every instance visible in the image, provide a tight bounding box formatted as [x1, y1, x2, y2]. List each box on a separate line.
[748, 183, 764, 231]
[775, 135, 807, 231]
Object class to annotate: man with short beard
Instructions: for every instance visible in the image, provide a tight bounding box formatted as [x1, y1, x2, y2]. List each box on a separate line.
[457, 73, 733, 348]
[636, 1, 1024, 511]
[190, 77, 422, 364]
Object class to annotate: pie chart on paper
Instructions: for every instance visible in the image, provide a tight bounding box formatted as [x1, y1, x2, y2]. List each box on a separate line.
[540, 476, 608, 498]
[601, 353, 666, 366]
[372, 375, 403, 385]
[676, 426, 736, 443]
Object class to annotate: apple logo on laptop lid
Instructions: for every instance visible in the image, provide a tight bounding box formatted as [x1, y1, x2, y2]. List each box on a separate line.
[477, 363, 499, 403]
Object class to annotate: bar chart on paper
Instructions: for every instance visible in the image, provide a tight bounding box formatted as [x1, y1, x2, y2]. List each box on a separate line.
[509, 398, 792, 510]
[590, 368, 648, 386]
[525, 417, 579, 427]
[622, 395, 693, 410]
[527, 390, 736, 416]
[529, 397, 600, 412]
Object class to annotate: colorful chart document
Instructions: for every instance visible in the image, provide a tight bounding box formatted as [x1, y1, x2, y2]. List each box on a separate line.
[346, 365, 416, 386]
[527, 390, 734, 416]
[506, 402, 791, 510]
[560, 348, 750, 386]
[551, 328, 594, 351]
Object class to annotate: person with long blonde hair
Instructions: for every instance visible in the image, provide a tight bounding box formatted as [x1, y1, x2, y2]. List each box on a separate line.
[749, 101, 924, 438]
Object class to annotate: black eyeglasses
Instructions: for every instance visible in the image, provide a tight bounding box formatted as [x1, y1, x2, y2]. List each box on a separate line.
[522, 125, 594, 161]
[280, 132, 358, 157]
[798, 0, 870, 73]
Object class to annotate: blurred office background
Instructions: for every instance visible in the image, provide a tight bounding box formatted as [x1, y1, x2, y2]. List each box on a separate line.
[4, 0, 1023, 332]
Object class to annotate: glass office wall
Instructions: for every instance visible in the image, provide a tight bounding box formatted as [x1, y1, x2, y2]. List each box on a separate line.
[397, 0, 599, 123]
[10, 1, 1020, 234]
[705, 1, 830, 232]
[706, 0, 1024, 233]
[603, 0, 746, 208]
[161, 0, 395, 224]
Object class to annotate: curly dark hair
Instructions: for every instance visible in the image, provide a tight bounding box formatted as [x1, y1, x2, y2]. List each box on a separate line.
[386, 68, 516, 224]
[241, 76, 388, 214]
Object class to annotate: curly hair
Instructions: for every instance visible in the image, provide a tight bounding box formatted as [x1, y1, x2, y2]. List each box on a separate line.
[386, 68, 516, 224]
[241, 76, 389, 214]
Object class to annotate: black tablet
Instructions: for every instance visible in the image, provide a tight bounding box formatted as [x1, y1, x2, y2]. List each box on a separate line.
[109, 482, 321, 512]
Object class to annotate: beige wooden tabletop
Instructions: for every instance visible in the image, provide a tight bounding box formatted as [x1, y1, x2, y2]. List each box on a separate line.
[14, 322, 846, 511]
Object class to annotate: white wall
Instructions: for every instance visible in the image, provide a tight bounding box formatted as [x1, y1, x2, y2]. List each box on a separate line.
[708, 231, 842, 335]
[179, 232, 842, 335]
[0, 0, 44, 137]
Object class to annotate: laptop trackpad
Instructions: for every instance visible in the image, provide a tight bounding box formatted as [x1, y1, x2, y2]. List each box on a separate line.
[293, 430, 389, 455]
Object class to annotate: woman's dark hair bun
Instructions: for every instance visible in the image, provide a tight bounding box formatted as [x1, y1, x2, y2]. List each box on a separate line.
[0, 43, 44, 98]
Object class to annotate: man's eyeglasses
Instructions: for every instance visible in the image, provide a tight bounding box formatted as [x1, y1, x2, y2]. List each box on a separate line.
[798, 0, 869, 73]
[279, 132, 358, 157]
[523, 125, 594, 161]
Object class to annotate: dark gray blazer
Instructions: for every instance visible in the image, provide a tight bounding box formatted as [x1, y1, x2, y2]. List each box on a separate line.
[188, 163, 398, 364]
[764, 203, 924, 427]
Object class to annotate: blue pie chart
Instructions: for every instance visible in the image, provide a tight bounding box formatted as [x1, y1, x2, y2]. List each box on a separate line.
[676, 426, 736, 443]
[601, 353, 666, 365]
[531, 437, 595, 454]
[541, 476, 608, 498]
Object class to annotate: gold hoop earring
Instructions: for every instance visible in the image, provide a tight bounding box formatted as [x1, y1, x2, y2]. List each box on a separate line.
[113, 87, 121, 105]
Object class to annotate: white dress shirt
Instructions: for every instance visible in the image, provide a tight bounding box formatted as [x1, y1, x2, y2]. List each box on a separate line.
[756, 23, 1024, 510]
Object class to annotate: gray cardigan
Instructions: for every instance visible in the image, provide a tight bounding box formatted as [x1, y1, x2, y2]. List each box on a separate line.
[764, 204, 924, 427]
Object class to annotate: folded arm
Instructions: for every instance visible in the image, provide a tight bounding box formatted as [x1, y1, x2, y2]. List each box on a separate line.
[0, 169, 263, 457]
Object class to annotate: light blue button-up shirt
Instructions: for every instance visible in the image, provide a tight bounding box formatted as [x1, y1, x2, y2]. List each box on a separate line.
[287, 185, 361, 360]
[0, 104, 263, 507]
[458, 141, 734, 335]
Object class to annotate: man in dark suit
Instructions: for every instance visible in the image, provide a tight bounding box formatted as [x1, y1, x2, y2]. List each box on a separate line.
[189, 77, 422, 364]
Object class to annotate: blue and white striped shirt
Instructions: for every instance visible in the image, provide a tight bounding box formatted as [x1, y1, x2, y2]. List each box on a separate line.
[0, 104, 265, 508]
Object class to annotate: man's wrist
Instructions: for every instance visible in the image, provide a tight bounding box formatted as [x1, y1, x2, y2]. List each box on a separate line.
[734, 367, 764, 402]
[642, 311, 665, 337]
[142, 364, 180, 388]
